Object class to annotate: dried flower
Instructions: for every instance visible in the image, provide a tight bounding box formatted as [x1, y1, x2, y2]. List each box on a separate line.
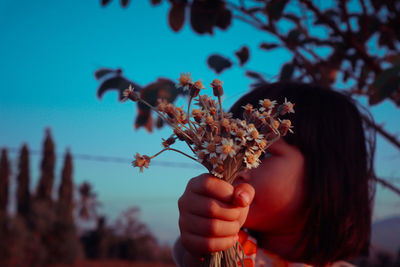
[242, 104, 253, 114]
[122, 84, 139, 102]
[162, 137, 176, 148]
[244, 151, 261, 169]
[216, 138, 237, 160]
[279, 98, 295, 115]
[259, 99, 277, 112]
[192, 109, 203, 122]
[278, 119, 294, 136]
[177, 72, 193, 90]
[210, 79, 224, 97]
[132, 153, 151, 172]
[202, 141, 217, 158]
[125, 72, 295, 267]
[194, 80, 205, 90]
[189, 80, 205, 98]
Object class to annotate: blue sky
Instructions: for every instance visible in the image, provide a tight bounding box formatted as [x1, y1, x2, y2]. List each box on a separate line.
[1, 0, 399, 244]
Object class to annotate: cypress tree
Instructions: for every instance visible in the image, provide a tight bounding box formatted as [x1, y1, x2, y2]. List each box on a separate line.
[0, 148, 10, 213]
[36, 128, 55, 201]
[58, 149, 74, 221]
[17, 144, 31, 217]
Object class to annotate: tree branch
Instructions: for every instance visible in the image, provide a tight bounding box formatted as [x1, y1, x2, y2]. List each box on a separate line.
[375, 176, 400, 196]
[361, 113, 400, 150]
[299, 0, 382, 74]
[338, 0, 353, 33]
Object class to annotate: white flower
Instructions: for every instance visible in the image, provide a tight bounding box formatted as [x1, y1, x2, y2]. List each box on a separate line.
[258, 99, 277, 112]
[176, 72, 193, 90]
[202, 141, 217, 158]
[279, 97, 295, 115]
[122, 84, 135, 102]
[246, 127, 264, 141]
[211, 170, 223, 178]
[244, 151, 261, 169]
[216, 138, 237, 160]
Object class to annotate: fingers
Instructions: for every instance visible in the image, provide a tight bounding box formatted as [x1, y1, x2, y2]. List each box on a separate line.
[187, 174, 234, 203]
[233, 183, 255, 207]
[177, 174, 253, 256]
[179, 213, 241, 237]
[179, 192, 241, 221]
[181, 232, 238, 255]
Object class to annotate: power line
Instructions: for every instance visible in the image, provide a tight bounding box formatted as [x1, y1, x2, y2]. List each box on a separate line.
[3, 146, 400, 183]
[3, 146, 202, 169]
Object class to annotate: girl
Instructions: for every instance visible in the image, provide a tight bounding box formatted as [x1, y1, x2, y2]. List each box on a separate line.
[173, 82, 376, 267]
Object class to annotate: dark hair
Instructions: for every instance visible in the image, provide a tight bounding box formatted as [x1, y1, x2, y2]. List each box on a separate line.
[229, 82, 376, 266]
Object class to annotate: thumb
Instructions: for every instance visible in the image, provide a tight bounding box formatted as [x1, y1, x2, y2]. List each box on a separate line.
[233, 183, 255, 207]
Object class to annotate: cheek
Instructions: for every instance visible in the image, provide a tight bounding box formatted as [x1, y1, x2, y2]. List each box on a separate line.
[245, 158, 306, 229]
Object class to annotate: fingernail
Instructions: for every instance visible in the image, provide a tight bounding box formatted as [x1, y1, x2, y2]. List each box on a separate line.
[238, 192, 250, 205]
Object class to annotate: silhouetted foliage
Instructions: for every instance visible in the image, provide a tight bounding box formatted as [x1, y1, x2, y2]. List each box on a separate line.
[36, 128, 55, 201]
[58, 149, 74, 222]
[95, 68, 188, 132]
[96, 0, 400, 195]
[77, 181, 100, 221]
[0, 130, 173, 265]
[17, 144, 31, 218]
[207, 54, 233, 73]
[0, 149, 10, 213]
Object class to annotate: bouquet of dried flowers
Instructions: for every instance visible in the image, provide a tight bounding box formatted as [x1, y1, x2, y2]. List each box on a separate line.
[122, 73, 295, 267]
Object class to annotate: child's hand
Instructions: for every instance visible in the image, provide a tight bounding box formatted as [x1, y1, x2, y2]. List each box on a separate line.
[178, 173, 255, 256]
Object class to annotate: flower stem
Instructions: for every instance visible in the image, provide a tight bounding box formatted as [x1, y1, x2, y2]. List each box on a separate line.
[167, 148, 198, 162]
[150, 147, 198, 163]
[138, 98, 194, 142]
[187, 96, 196, 132]
[150, 148, 168, 159]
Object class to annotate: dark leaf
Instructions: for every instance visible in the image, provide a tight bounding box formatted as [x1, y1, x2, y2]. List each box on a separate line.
[371, 0, 384, 11]
[357, 15, 380, 42]
[358, 65, 369, 89]
[235, 46, 250, 66]
[265, 0, 289, 21]
[207, 54, 233, 74]
[286, 29, 303, 48]
[97, 76, 142, 101]
[287, 29, 302, 42]
[319, 65, 338, 85]
[378, 25, 396, 50]
[141, 78, 179, 107]
[347, 54, 358, 72]
[314, 8, 339, 25]
[168, 3, 186, 32]
[384, 54, 400, 65]
[245, 71, 266, 82]
[279, 63, 295, 81]
[156, 117, 164, 128]
[215, 7, 232, 30]
[190, 0, 216, 35]
[151, 0, 162, 5]
[120, 0, 130, 7]
[246, 7, 264, 14]
[343, 69, 350, 83]
[135, 108, 153, 132]
[101, 0, 112, 6]
[259, 42, 280, 50]
[369, 64, 400, 105]
[94, 68, 122, 80]
[283, 13, 300, 24]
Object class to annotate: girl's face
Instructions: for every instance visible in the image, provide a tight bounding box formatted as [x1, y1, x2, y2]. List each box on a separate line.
[236, 138, 307, 234]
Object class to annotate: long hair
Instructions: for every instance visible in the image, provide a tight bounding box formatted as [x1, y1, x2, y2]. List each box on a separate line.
[229, 82, 376, 266]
